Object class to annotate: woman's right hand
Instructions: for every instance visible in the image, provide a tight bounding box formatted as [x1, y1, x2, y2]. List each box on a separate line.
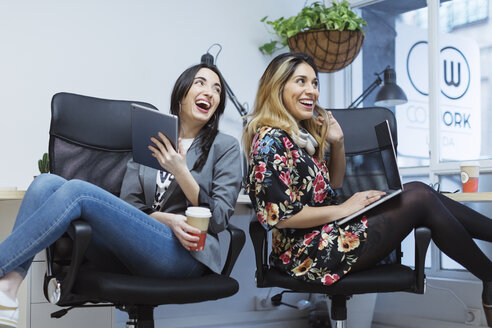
[339, 190, 387, 218]
[150, 212, 201, 251]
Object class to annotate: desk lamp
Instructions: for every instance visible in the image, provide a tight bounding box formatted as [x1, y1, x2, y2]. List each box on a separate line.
[349, 66, 407, 108]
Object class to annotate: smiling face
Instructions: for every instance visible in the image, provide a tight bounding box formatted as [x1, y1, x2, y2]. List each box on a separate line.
[179, 67, 222, 131]
[282, 62, 319, 122]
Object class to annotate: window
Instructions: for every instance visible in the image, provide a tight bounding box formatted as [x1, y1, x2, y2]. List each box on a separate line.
[441, 0, 489, 31]
[354, 0, 492, 278]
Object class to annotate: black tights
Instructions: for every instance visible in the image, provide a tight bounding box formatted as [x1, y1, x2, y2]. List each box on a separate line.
[351, 181, 492, 282]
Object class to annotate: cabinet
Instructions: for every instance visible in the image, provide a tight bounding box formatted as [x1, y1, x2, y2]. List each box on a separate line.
[0, 192, 114, 328]
[28, 252, 114, 328]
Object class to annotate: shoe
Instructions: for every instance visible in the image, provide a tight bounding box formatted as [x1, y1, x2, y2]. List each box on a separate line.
[0, 290, 18, 328]
[483, 281, 492, 327]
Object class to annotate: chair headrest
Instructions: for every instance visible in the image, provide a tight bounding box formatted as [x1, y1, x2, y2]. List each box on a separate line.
[328, 107, 397, 156]
[50, 92, 157, 151]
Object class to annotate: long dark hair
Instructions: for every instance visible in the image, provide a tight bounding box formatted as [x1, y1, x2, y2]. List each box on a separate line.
[170, 63, 227, 172]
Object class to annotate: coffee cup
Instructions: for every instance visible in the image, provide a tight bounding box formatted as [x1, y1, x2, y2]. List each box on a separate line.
[460, 161, 480, 193]
[185, 207, 211, 251]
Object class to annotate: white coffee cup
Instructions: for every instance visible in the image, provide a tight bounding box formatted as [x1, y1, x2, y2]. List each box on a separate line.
[185, 207, 211, 251]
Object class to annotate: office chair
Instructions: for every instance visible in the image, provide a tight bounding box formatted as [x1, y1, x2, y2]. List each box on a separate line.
[45, 92, 245, 328]
[249, 107, 431, 328]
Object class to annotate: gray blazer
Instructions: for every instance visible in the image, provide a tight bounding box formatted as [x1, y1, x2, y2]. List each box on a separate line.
[119, 132, 242, 273]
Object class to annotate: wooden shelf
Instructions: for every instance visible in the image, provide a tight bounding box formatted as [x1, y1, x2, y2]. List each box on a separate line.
[0, 190, 254, 205]
[443, 192, 492, 202]
[0, 190, 26, 200]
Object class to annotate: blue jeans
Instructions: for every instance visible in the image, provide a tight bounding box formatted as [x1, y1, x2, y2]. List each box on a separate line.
[0, 174, 206, 278]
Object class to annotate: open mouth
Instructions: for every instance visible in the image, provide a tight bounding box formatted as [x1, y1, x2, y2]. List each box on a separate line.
[299, 99, 314, 109]
[195, 99, 211, 112]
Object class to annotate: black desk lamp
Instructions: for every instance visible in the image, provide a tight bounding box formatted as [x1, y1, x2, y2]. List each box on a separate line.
[201, 44, 249, 125]
[201, 44, 250, 184]
[348, 66, 407, 108]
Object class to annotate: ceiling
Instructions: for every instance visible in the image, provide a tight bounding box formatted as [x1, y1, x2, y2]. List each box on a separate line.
[361, 0, 452, 15]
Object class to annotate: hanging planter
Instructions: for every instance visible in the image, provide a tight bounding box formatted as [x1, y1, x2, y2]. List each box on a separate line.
[259, 1, 366, 73]
[287, 29, 364, 73]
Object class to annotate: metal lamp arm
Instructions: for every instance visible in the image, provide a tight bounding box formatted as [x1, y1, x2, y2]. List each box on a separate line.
[348, 75, 382, 108]
[223, 78, 249, 121]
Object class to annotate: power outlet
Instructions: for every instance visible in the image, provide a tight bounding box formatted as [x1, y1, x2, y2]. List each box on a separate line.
[465, 308, 482, 326]
[254, 296, 276, 311]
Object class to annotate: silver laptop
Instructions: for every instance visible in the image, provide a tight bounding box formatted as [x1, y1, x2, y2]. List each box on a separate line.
[337, 120, 404, 225]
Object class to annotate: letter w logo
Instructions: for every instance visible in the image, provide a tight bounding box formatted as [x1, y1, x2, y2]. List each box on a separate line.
[444, 60, 461, 87]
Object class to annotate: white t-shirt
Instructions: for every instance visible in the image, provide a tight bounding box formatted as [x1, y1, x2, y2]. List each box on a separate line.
[152, 138, 194, 211]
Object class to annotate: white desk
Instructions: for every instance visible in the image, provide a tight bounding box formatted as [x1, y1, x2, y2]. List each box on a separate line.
[0, 190, 25, 201]
[443, 192, 492, 202]
[1, 190, 252, 204]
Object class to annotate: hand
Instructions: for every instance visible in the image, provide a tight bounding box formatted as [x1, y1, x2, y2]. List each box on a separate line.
[316, 111, 344, 145]
[149, 133, 187, 175]
[339, 190, 386, 218]
[152, 212, 201, 250]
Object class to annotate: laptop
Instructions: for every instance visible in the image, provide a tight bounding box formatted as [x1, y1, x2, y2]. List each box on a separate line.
[337, 120, 404, 225]
[131, 103, 178, 171]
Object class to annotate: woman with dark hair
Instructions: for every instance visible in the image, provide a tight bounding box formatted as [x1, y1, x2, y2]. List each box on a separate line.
[0, 63, 242, 328]
[244, 52, 492, 326]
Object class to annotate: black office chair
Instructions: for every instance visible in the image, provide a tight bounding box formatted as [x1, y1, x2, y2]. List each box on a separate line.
[249, 107, 431, 328]
[45, 92, 245, 328]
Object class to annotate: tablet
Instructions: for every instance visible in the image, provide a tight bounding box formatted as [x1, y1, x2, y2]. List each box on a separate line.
[131, 103, 178, 171]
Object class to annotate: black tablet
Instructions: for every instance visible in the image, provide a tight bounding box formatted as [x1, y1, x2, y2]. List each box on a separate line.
[131, 103, 178, 171]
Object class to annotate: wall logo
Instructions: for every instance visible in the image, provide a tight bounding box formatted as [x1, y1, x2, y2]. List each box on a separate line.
[407, 41, 471, 100]
[441, 46, 470, 99]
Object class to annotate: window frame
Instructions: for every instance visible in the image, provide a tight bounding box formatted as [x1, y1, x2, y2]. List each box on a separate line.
[351, 0, 492, 280]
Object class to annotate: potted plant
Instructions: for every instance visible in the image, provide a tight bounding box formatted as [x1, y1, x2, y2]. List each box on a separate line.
[38, 152, 50, 174]
[259, 1, 367, 73]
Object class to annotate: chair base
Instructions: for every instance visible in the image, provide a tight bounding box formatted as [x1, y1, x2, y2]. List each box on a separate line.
[333, 320, 346, 328]
[117, 305, 155, 328]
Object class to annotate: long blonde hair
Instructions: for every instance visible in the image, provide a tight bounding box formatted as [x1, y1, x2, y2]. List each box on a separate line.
[243, 53, 329, 159]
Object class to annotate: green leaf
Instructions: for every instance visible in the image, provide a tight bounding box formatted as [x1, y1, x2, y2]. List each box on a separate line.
[259, 40, 280, 55]
[259, 0, 366, 55]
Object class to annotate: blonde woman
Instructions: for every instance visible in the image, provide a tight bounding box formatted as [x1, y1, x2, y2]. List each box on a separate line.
[244, 52, 492, 326]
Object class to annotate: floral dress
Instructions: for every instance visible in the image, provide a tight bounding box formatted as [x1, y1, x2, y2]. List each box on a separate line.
[246, 127, 368, 286]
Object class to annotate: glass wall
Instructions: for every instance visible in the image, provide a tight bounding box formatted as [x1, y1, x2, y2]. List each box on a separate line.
[438, 0, 492, 270]
[359, 0, 492, 167]
[358, 1, 431, 168]
[357, 0, 492, 275]
[400, 0, 492, 164]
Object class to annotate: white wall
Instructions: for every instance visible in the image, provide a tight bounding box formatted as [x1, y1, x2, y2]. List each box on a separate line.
[0, 0, 320, 189]
[0, 1, 365, 327]
[0, 1, 324, 327]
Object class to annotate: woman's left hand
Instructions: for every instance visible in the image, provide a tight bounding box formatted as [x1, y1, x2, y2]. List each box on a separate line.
[317, 111, 344, 145]
[149, 132, 187, 175]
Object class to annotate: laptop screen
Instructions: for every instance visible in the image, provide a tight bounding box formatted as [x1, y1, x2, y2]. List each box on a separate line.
[375, 120, 403, 191]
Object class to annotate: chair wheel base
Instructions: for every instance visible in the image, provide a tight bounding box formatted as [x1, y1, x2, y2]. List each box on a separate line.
[309, 310, 332, 328]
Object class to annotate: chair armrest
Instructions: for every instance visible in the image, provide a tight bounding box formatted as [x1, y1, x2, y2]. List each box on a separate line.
[221, 223, 245, 277]
[249, 216, 268, 287]
[414, 226, 432, 294]
[44, 219, 92, 304]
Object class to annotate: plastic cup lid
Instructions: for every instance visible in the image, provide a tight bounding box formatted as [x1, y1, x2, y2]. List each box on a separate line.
[460, 161, 480, 167]
[185, 206, 211, 218]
